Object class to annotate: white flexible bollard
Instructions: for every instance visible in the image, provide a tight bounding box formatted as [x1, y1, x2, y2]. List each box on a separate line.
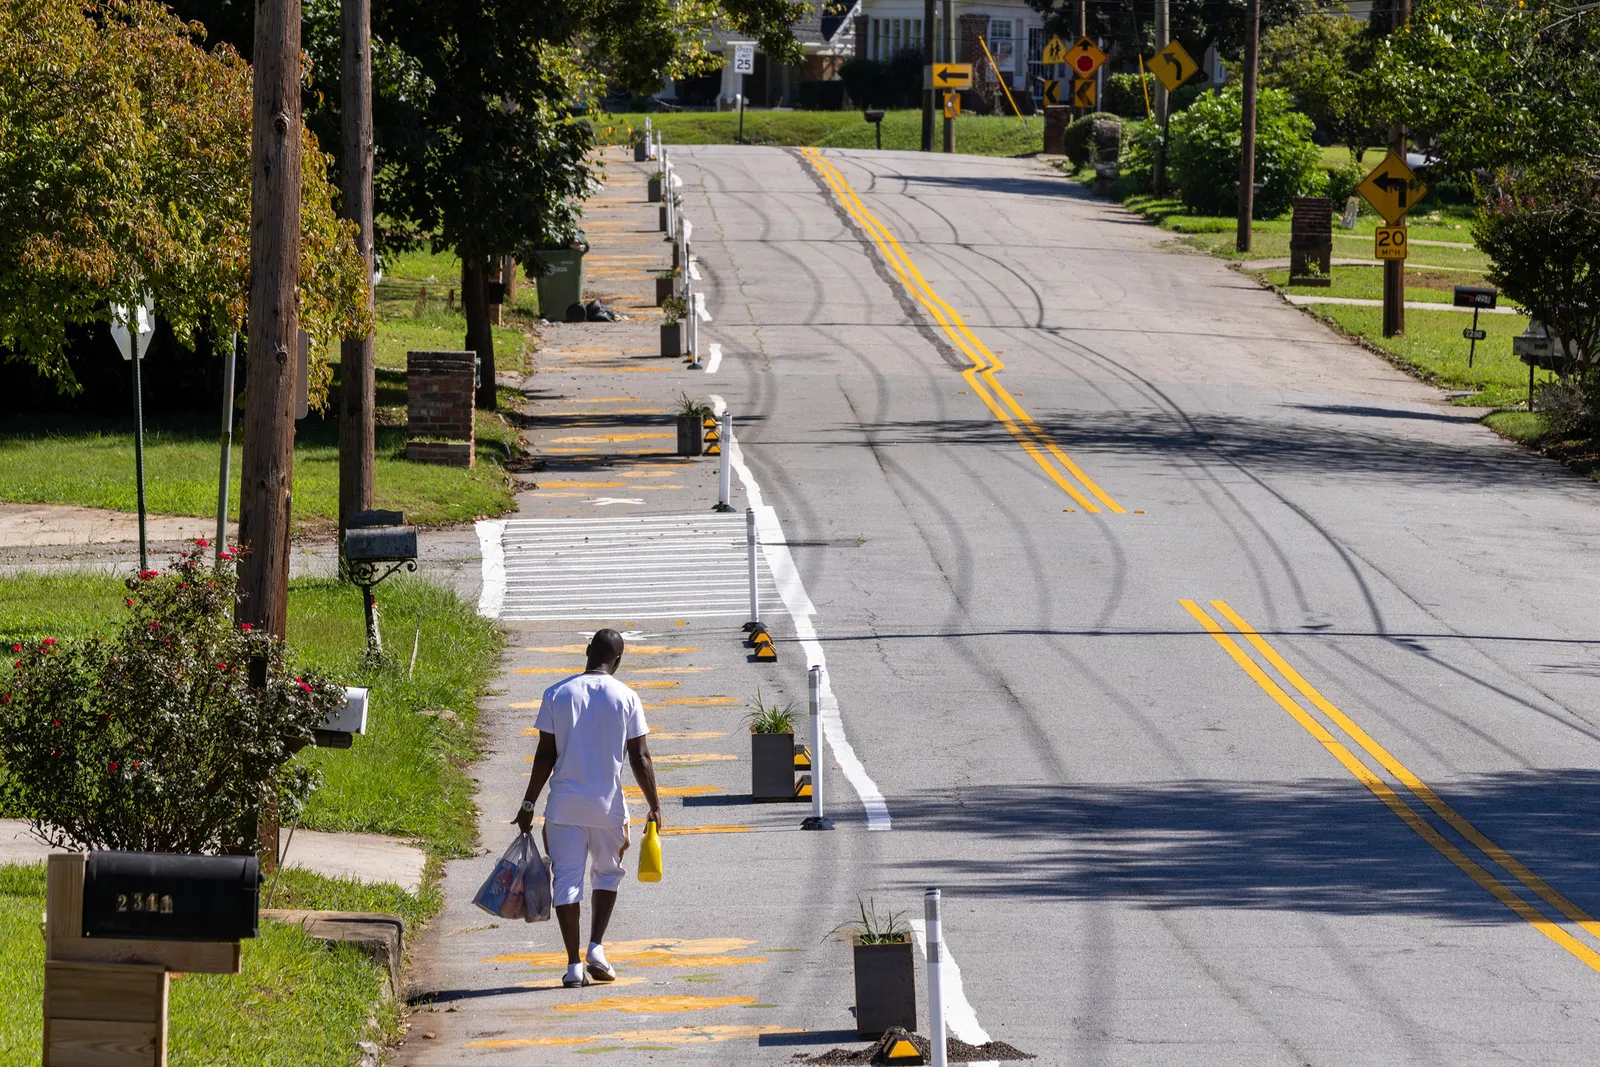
[926, 888, 947, 1067]
[801, 665, 833, 830]
[746, 507, 759, 628]
[716, 410, 733, 512]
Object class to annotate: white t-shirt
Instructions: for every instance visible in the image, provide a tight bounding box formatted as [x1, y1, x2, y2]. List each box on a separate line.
[535, 672, 649, 828]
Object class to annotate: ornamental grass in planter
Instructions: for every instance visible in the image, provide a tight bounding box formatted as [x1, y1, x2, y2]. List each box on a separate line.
[647, 171, 663, 203]
[660, 296, 686, 358]
[655, 269, 678, 306]
[834, 898, 916, 1038]
[676, 393, 711, 457]
[745, 690, 798, 801]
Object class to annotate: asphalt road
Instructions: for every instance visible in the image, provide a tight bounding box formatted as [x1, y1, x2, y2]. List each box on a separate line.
[681, 145, 1600, 1064]
[413, 144, 1600, 1065]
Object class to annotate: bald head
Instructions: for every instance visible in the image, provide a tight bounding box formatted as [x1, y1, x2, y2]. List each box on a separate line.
[585, 628, 625, 672]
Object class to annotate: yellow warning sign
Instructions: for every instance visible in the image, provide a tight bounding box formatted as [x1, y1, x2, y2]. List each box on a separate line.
[1358, 151, 1427, 224]
[1041, 79, 1061, 106]
[1073, 78, 1097, 108]
[1041, 35, 1071, 64]
[1375, 225, 1409, 260]
[931, 63, 972, 90]
[1062, 36, 1107, 78]
[942, 90, 960, 118]
[1152, 40, 1199, 92]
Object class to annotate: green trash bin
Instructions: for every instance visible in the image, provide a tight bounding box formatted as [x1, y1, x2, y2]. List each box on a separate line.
[534, 236, 589, 321]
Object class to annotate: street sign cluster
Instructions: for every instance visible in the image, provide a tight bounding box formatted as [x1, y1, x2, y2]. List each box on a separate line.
[1357, 152, 1428, 261]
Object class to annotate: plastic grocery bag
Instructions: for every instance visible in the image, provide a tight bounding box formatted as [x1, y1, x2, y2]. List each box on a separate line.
[521, 833, 552, 923]
[474, 833, 550, 922]
[637, 819, 663, 883]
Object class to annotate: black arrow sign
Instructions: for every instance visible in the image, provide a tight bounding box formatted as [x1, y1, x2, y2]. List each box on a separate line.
[1042, 80, 1059, 106]
[1370, 173, 1412, 210]
[935, 67, 964, 85]
[1161, 52, 1183, 76]
[1073, 80, 1093, 106]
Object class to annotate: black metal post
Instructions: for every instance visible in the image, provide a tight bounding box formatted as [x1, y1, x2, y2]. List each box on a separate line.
[132, 332, 148, 572]
[738, 75, 746, 144]
[1468, 307, 1480, 367]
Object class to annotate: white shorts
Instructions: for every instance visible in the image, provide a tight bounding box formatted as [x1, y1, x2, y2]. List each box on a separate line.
[544, 821, 630, 906]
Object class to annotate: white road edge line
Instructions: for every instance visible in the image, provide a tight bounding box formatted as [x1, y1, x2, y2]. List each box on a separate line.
[705, 342, 723, 374]
[694, 291, 712, 322]
[476, 519, 506, 618]
[689, 256, 701, 281]
[709, 393, 891, 831]
[910, 918, 994, 1059]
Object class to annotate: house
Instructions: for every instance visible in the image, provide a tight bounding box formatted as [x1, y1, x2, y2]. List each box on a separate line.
[666, 3, 859, 108]
[852, 0, 1055, 104]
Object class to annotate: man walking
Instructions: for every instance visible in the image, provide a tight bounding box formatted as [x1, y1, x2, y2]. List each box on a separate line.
[515, 628, 662, 987]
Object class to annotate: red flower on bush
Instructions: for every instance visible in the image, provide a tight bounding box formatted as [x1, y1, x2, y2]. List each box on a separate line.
[124, 598, 134, 606]
[41, 638, 56, 647]
[9, 644, 19, 652]
[107, 761, 119, 774]
[300, 682, 312, 693]
[240, 622, 252, 632]
[196, 539, 209, 548]
[138, 569, 159, 580]
[219, 551, 233, 561]
[1, 694, 10, 705]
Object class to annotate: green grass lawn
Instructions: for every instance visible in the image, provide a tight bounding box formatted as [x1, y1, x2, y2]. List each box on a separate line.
[0, 573, 503, 855]
[1254, 265, 1490, 304]
[596, 108, 1044, 157]
[0, 863, 430, 1067]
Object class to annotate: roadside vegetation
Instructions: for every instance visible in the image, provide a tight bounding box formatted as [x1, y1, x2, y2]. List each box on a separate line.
[597, 109, 1043, 157]
[0, 864, 421, 1067]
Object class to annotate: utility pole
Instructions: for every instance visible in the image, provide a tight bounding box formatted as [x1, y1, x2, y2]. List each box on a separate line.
[942, 0, 953, 151]
[922, 0, 935, 151]
[1153, 0, 1170, 192]
[1382, 0, 1411, 337]
[1236, 0, 1261, 253]
[237, 0, 302, 638]
[338, 0, 376, 536]
[1076, 0, 1089, 119]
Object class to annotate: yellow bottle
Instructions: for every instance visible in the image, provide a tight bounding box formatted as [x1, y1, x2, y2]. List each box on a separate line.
[638, 819, 663, 882]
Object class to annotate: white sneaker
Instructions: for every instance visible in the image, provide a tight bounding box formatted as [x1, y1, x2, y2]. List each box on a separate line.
[562, 962, 588, 988]
[585, 942, 616, 983]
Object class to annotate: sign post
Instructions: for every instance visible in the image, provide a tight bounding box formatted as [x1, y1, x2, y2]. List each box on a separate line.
[1150, 41, 1198, 203]
[1454, 285, 1497, 368]
[733, 43, 755, 144]
[217, 333, 239, 559]
[1357, 151, 1428, 338]
[110, 296, 156, 572]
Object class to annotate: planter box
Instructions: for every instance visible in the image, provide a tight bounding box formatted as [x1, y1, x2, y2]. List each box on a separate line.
[659, 206, 668, 231]
[634, 141, 649, 162]
[671, 241, 680, 268]
[677, 415, 704, 457]
[655, 277, 675, 306]
[853, 940, 916, 1038]
[647, 177, 662, 203]
[660, 322, 682, 358]
[751, 732, 795, 801]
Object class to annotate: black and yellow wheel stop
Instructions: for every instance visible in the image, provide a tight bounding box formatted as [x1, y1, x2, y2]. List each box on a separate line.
[794, 745, 812, 771]
[751, 631, 776, 661]
[702, 414, 717, 429]
[795, 774, 812, 799]
[875, 1027, 926, 1065]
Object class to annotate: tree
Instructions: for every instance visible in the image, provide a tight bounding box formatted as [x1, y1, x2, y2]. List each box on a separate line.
[1374, 0, 1600, 177]
[1168, 84, 1324, 218]
[1474, 166, 1600, 370]
[1025, 0, 1304, 72]
[0, 0, 370, 396]
[1260, 6, 1385, 161]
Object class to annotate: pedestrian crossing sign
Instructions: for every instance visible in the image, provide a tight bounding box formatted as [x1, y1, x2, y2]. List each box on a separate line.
[1041, 36, 1071, 64]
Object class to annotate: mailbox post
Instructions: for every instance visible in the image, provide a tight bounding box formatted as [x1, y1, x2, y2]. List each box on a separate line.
[1453, 285, 1497, 368]
[343, 509, 419, 654]
[45, 851, 258, 1066]
[864, 109, 885, 150]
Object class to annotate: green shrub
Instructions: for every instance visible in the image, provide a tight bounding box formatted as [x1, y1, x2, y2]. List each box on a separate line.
[1063, 115, 1098, 168]
[838, 58, 886, 109]
[1325, 161, 1364, 208]
[1105, 72, 1154, 119]
[1118, 119, 1163, 193]
[0, 545, 345, 853]
[1168, 85, 1324, 218]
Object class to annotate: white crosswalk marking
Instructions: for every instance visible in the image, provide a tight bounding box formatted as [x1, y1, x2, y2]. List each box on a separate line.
[499, 514, 783, 622]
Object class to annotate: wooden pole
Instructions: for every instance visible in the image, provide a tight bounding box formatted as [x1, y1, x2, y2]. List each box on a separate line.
[1152, 0, 1170, 193]
[921, 0, 935, 151]
[237, 0, 302, 638]
[941, 0, 953, 152]
[1236, 0, 1261, 253]
[337, 0, 376, 534]
[1382, 0, 1411, 338]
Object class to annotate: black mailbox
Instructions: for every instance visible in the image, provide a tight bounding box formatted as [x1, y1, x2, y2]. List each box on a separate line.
[485, 281, 507, 305]
[345, 525, 419, 564]
[83, 852, 259, 942]
[863, 109, 885, 123]
[1453, 285, 1498, 309]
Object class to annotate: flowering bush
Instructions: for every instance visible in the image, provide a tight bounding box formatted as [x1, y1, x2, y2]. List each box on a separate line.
[0, 542, 346, 853]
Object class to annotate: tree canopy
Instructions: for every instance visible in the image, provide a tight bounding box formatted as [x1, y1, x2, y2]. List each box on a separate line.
[0, 0, 369, 393]
[1261, 6, 1386, 162]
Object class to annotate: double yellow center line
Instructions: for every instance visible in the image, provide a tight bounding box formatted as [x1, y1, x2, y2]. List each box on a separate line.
[1184, 598, 1600, 972]
[801, 146, 1123, 514]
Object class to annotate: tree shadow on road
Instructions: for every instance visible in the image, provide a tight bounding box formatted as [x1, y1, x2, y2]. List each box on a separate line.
[884, 772, 1600, 923]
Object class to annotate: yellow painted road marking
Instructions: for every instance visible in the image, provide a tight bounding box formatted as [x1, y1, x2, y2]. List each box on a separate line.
[631, 680, 681, 688]
[561, 397, 638, 402]
[518, 974, 649, 990]
[657, 825, 751, 836]
[626, 667, 714, 674]
[488, 937, 755, 965]
[651, 731, 729, 740]
[467, 1024, 801, 1049]
[551, 433, 674, 443]
[1182, 599, 1600, 974]
[515, 667, 581, 675]
[801, 146, 1124, 514]
[664, 696, 738, 706]
[527, 645, 700, 654]
[644, 752, 736, 764]
[1209, 599, 1600, 942]
[629, 954, 765, 966]
[554, 995, 757, 1014]
[626, 785, 723, 797]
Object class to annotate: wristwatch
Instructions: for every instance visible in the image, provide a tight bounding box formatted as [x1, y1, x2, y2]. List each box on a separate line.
[520, 800, 536, 814]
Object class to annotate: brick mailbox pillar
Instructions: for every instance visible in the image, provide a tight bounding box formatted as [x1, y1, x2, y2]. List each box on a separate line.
[1289, 197, 1334, 287]
[1042, 105, 1071, 156]
[405, 350, 477, 467]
